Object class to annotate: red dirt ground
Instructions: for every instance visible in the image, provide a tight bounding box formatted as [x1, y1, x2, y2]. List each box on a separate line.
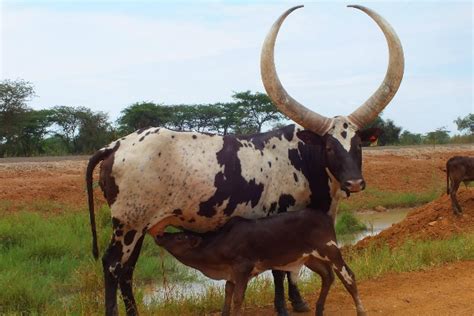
[356, 189, 474, 248]
[242, 260, 474, 316]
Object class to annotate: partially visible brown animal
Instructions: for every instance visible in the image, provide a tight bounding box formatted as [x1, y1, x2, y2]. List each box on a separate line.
[447, 156, 474, 214]
[155, 209, 366, 316]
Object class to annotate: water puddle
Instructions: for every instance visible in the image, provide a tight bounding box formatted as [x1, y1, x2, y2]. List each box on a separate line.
[338, 207, 411, 245]
[145, 207, 412, 304]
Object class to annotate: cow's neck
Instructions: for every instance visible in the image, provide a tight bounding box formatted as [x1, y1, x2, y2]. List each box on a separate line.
[291, 140, 332, 213]
[325, 168, 348, 223]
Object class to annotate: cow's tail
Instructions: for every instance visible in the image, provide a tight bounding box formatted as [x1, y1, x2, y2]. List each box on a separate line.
[86, 148, 113, 260]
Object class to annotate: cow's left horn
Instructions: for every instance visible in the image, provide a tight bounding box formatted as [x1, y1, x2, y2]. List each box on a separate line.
[260, 5, 333, 135]
[347, 5, 405, 129]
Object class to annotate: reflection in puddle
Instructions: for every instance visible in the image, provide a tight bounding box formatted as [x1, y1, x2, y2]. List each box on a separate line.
[339, 208, 411, 245]
[145, 208, 411, 304]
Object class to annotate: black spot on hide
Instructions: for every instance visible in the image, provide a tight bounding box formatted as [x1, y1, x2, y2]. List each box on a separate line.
[198, 136, 264, 217]
[293, 172, 298, 182]
[341, 131, 347, 139]
[192, 135, 197, 139]
[278, 194, 296, 213]
[343, 123, 348, 129]
[124, 230, 137, 246]
[237, 125, 295, 151]
[173, 209, 183, 216]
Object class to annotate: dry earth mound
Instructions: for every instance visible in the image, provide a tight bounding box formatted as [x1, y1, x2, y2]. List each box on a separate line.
[356, 189, 474, 248]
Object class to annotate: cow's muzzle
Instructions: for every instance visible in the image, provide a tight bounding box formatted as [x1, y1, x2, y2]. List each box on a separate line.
[343, 179, 366, 193]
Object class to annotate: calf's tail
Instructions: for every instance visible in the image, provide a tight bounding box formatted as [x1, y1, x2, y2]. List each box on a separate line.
[86, 148, 114, 260]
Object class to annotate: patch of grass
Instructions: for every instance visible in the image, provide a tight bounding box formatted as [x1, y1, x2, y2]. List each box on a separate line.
[339, 187, 442, 212]
[344, 233, 474, 281]
[335, 211, 367, 235]
[0, 203, 196, 314]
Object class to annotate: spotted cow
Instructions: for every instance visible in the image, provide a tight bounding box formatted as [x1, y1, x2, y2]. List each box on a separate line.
[86, 5, 404, 316]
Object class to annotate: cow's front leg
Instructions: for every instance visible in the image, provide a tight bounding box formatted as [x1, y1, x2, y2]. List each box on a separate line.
[287, 271, 310, 312]
[272, 270, 289, 316]
[222, 281, 235, 316]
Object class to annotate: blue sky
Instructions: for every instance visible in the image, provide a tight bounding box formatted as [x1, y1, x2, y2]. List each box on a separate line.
[1, 1, 472, 134]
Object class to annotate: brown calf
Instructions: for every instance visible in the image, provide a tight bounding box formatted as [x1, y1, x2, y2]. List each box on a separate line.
[446, 156, 474, 214]
[155, 209, 366, 316]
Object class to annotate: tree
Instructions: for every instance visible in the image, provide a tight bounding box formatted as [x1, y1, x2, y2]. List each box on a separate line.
[232, 91, 285, 133]
[399, 130, 422, 145]
[51, 105, 114, 153]
[0, 79, 36, 156]
[454, 113, 473, 135]
[16, 109, 54, 156]
[364, 115, 402, 145]
[117, 102, 173, 134]
[76, 110, 115, 153]
[423, 127, 450, 145]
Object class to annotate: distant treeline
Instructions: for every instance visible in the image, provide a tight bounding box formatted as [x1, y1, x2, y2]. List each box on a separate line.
[1, 79, 472, 157]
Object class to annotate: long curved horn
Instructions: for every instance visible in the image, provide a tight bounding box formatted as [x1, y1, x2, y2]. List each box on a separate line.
[260, 5, 333, 135]
[347, 5, 405, 129]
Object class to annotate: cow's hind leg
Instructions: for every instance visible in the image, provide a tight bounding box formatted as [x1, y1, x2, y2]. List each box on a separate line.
[119, 234, 145, 316]
[287, 271, 310, 312]
[305, 258, 334, 316]
[102, 219, 145, 316]
[450, 180, 462, 214]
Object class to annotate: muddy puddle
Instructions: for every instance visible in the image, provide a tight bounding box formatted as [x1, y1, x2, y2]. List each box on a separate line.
[145, 207, 412, 304]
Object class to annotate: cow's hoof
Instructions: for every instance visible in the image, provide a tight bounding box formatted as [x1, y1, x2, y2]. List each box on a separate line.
[292, 301, 311, 313]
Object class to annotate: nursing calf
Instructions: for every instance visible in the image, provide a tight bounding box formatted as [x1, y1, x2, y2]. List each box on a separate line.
[155, 209, 366, 316]
[447, 156, 474, 214]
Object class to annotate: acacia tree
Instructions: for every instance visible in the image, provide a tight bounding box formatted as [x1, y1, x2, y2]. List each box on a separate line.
[118, 102, 173, 134]
[232, 91, 285, 133]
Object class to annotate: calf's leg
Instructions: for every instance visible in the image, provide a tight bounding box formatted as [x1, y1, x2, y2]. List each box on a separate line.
[305, 258, 334, 316]
[222, 281, 235, 316]
[287, 272, 310, 312]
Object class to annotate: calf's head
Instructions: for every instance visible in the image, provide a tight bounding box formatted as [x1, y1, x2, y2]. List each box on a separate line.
[261, 5, 404, 194]
[155, 232, 202, 257]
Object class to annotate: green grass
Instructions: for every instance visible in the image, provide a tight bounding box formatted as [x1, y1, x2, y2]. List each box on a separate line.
[335, 211, 367, 235]
[0, 204, 196, 315]
[339, 187, 442, 212]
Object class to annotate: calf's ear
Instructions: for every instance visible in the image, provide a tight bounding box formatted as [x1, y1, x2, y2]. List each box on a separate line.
[358, 127, 382, 144]
[296, 130, 323, 146]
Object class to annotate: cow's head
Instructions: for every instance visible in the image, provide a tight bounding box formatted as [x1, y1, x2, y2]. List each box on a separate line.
[261, 5, 404, 194]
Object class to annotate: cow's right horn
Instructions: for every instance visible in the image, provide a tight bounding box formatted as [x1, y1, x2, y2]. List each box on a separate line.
[347, 5, 405, 129]
[260, 5, 333, 135]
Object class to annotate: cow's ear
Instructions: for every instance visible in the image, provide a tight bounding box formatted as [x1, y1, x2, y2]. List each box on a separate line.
[358, 128, 382, 143]
[296, 130, 323, 146]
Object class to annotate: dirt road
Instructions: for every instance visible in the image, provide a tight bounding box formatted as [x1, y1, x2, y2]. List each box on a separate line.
[244, 260, 474, 315]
